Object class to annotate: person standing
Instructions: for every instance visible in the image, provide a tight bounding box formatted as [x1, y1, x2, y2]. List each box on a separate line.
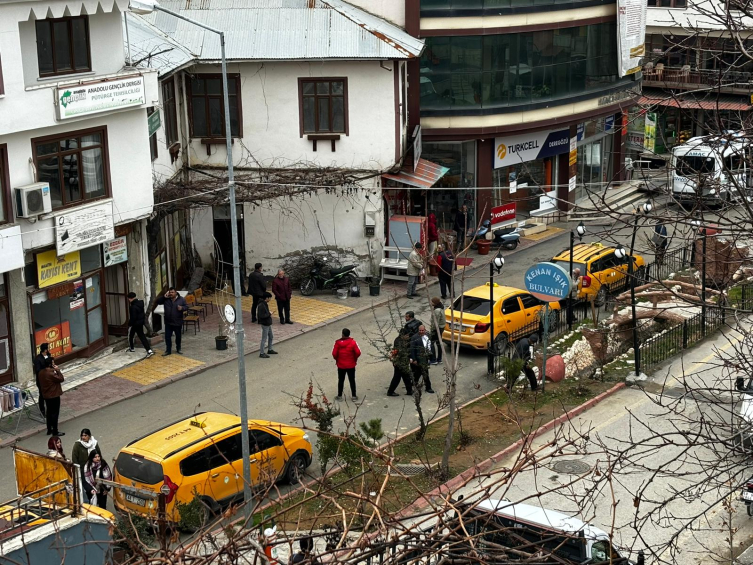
[272, 269, 293, 324]
[427, 213, 439, 257]
[38, 357, 64, 436]
[513, 333, 539, 390]
[453, 205, 468, 250]
[83, 451, 112, 509]
[258, 292, 278, 358]
[406, 242, 423, 299]
[409, 326, 434, 394]
[127, 292, 154, 357]
[332, 328, 361, 401]
[33, 343, 51, 418]
[72, 428, 102, 470]
[402, 311, 423, 337]
[429, 297, 446, 365]
[653, 222, 668, 266]
[566, 268, 581, 326]
[437, 246, 455, 300]
[156, 287, 187, 356]
[387, 330, 413, 397]
[248, 263, 267, 324]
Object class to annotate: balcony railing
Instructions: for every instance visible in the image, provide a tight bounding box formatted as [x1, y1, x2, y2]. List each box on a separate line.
[643, 65, 753, 89]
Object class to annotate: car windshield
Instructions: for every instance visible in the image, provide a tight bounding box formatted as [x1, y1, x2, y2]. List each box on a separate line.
[452, 295, 491, 316]
[115, 453, 164, 485]
[677, 155, 715, 177]
[551, 259, 586, 275]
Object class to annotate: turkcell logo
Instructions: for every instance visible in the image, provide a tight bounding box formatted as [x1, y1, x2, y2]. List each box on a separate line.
[494, 128, 570, 169]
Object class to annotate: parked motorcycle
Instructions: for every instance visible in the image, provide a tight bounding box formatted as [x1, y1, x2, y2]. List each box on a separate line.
[300, 256, 358, 296]
[469, 220, 492, 250]
[490, 225, 521, 250]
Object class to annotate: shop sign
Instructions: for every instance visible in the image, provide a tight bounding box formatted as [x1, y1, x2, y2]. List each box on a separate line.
[605, 116, 615, 132]
[597, 86, 640, 107]
[621, 114, 629, 136]
[56, 75, 146, 120]
[644, 112, 657, 153]
[55, 201, 115, 255]
[524, 262, 571, 302]
[569, 176, 577, 193]
[494, 128, 570, 169]
[35, 322, 72, 357]
[616, 0, 647, 76]
[37, 250, 81, 289]
[0, 225, 24, 275]
[103, 237, 128, 267]
[148, 110, 161, 137]
[47, 283, 74, 300]
[569, 138, 577, 167]
[577, 123, 585, 142]
[490, 203, 516, 226]
[538, 191, 557, 212]
[70, 280, 85, 311]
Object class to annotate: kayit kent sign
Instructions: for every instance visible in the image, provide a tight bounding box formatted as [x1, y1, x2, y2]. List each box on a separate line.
[524, 262, 571, 302]
[55, 75, 146, 120]
[494, 128, 570, 169]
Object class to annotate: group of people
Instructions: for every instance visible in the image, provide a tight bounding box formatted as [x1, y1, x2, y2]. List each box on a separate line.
[46, 428, 111, 509]
[247, 263, 294, 359]
[406, 219, 457, 301]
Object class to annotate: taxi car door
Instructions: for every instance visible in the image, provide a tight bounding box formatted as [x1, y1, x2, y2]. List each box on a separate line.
[249, 428, 286, 486]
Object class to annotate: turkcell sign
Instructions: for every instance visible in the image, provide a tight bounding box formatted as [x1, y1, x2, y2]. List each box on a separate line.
[494, 128, 570, 169]
[524, 262, 571, 303]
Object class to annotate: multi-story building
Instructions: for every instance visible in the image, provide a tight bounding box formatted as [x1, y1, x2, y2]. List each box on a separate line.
[0, 0, 157, 383]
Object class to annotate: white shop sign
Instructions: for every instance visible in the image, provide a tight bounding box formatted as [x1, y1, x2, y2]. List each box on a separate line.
[56, 76, 146, 120]
[55, 201, 115, 255]
[616, 0, 647, 77]
[103, 236, 128, 267]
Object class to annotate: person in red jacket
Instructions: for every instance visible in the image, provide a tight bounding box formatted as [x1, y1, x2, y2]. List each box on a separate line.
[271, 269, 293, 324]
[332, 328, 362, 402]
[427, 213, 439, 256]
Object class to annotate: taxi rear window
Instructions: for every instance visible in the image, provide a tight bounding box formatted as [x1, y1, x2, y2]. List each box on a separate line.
[116, 453, 163, 485]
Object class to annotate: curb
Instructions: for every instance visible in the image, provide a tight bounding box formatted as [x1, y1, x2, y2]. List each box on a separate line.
[0, 228, 570, 447]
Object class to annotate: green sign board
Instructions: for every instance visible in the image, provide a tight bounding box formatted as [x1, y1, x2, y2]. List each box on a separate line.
[148, 110, 161, 137]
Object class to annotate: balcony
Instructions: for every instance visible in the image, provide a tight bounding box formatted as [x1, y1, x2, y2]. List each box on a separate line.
[643, 63, 753, 94]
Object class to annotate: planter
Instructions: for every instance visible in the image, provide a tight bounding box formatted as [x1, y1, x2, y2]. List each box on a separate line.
[369, 284, 381, 297]
[476, 239, 491, 255]
[215, 336, 228, 351]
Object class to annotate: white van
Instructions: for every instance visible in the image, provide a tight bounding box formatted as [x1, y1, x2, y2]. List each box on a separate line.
[671, 133, 751, 204]
[449, 498, 639, 564]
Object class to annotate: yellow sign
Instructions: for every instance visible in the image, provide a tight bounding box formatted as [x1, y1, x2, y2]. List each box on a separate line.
[496, 143, 507, 160]
[37, 250, 81, 289]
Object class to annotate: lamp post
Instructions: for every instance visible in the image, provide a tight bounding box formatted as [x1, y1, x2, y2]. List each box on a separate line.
[692, 220, 707, 334]
[487, 252, 505, 375]
[615, 200, 653, 379]
[568, 221, 587, 330]
[128, 0, 253, 519]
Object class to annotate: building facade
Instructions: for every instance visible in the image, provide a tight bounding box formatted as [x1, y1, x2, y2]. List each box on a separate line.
[0, 0, 157, 383]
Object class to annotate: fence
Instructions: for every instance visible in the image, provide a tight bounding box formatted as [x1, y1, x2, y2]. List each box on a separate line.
[644, 246, 691, 284]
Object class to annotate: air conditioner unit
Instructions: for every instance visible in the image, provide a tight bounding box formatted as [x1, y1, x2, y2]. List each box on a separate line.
[15, 183, 52, 218]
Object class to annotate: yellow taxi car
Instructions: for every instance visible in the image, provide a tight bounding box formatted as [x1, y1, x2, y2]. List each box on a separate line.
[551, 243, 646, 306]
[113, 412, 312, 523]
[442, 284, 560, 354]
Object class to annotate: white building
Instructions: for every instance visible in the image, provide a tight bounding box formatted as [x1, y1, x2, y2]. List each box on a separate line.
[0, 0, 158, 382]
[127, 0, 423, 293]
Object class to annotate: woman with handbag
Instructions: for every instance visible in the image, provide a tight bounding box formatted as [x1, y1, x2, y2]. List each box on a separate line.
[83, 450, 112, 509]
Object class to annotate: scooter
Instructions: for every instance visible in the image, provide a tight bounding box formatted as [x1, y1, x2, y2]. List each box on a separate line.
[300, 256, 358, 296]
[469, 220, 491, 250]
[490, 225, 521, 250]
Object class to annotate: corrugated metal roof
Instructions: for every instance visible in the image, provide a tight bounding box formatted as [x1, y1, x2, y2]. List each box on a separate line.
[125, 13, 196, 77]
[382, 159, 450, 188]
[140, 0, 424, 61]
[640, 93, 752, 112]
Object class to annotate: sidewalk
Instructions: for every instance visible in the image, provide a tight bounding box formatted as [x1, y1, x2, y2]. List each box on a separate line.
[0, 225, 568, 446]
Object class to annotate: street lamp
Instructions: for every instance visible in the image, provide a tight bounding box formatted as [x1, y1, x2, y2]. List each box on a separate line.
[568, 221, 587, 330]
[691, 220, 707, 334]
[487, 252, 505, 375]
[128, 0, 253, 519]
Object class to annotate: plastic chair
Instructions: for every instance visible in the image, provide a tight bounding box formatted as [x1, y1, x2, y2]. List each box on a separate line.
[194, 288, 214, 314]
[183, 295, 201, 334]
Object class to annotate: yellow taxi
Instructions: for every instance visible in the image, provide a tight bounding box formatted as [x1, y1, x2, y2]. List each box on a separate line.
[442, 284, 560, 354]
[551, 243, 646, 306]
[112, 412, 312, 523]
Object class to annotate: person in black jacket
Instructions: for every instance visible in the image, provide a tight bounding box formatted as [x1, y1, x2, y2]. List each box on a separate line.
[258, 292, 278, 358]
[156, 287, 187, 356]
[402, 311, 423, 338]
[33, 343, 51, 417]
[248, 263, 267, 324]
[127, 292, 154, 357]
[409, 326, 435, 394]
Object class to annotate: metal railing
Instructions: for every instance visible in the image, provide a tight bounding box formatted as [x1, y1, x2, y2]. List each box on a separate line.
[644, 247, 691, 284]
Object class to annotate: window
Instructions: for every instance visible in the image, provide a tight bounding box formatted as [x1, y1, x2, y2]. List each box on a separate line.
[162, 80, 178, 145]
[33, 128, 108, 210]
[249, 429, 282, 453]
[501, 297, 521, 315]
[647, 0, 687, 6]
[115, 453, 164, 485]
[180, 434, 243, 476]
[519, 294, 540, 309]
[147, 107, 158, 162]
[35, 17, 91, 77]
[299, 79, 348, 135]
[187, 74, 242, 138]
[452, 295, 491, 316]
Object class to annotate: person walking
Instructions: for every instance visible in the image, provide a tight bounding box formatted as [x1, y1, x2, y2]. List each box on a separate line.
[387, 330, 413, 397]
[127, 292, 154, 357]
[437, 246, 455, 300]
[47, 436, 66, 460]
[427, 213, 439, 257]
[83, 450, 112, 509]
[258, 292, 277, 358]
[72, 428, 102, 470]
[513, 333, 539, 390]
[402, 311, 423, 337]
[272, 269, 293, 324]
[38, 357, 64, 436]
[409, 326, 434, 394]
[248, 263, 267, 324]
[429, 297, 446, 365]
[156, 287, 187, 356]
[33, 343, 51, 418]
[653, 222, 668, 266]
[406, 242, 423, 299]
[332, 328, 361, 401]
[453, 205, 468, 250]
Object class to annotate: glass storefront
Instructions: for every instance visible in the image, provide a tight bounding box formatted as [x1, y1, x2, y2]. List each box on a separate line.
[422, 141, 477, 229]
[420, 23, 621, 110]
[575, 118, 616, 201]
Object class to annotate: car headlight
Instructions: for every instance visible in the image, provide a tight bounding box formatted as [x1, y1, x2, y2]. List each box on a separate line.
[303, 434, 310, 442]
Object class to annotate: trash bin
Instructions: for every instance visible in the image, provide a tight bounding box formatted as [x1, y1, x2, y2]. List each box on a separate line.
[477, 240, 491, 255]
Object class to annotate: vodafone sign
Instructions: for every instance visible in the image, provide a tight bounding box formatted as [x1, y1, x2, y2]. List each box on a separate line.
[491, 203, 516, 227]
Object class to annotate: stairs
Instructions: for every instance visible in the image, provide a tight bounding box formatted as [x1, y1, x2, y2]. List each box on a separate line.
[568, 180, 664, 224]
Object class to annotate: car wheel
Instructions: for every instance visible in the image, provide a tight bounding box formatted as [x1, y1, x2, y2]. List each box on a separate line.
[285, 453, 308, 485]
[595, 286, 608, 307]
[300, 278, 316, 296]
[492, 333, 509, 356]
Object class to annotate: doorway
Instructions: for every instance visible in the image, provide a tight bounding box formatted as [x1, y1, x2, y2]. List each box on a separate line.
[105, 263, 129, 336]
[212, 205, 245, 289]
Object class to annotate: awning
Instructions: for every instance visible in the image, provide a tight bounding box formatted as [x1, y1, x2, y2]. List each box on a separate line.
[639, 94, 752, 111]
[382, 158, 450, 188]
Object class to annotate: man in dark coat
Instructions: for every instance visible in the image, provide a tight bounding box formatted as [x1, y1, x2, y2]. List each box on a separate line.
[453, 205, 468, 251]
[402, 311, 423, 338]
[156, 287, 187, 356]
[437, 245, 455, 300]
[272, 269, 293, 324]
[513, 334, 538, 390]
[127, 292, 154, 357]
[38, 357, 64, 436]
[248, 263, 267, 324]
[387, 330, 413, 397]
[33, 343, 51, 417]
[409, 325, 435, 394]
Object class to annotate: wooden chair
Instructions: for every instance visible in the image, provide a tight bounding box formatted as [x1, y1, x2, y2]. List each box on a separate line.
[194, 288, 214, 314]
[183, 295, 201, 334]
[186, 293, 206, 321]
